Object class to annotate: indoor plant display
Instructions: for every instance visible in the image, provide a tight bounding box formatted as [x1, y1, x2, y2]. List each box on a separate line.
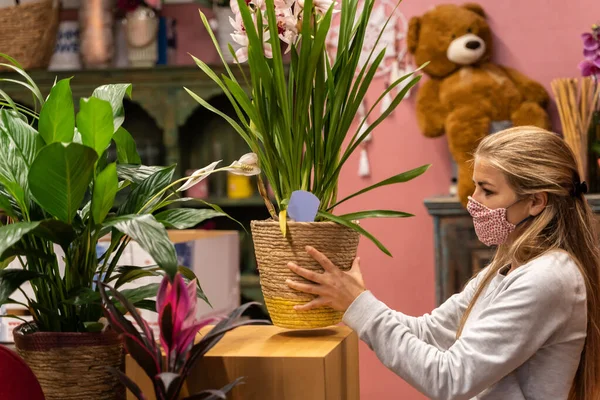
[185, 0, 429, 328]
[0, 54, 255, 398]
[99, 272, 268, 400]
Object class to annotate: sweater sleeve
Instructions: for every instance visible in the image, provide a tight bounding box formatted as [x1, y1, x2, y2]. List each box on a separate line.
[391, 270, 484, 350]
[343, 262, 581, 400]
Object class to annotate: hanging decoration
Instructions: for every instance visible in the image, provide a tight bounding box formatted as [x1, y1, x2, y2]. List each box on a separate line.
[326, 0, 414, 178]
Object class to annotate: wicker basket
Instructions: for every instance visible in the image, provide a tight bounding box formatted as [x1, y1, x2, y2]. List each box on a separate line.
[0, 0, 60, 70]
[251, 220, 360, 329]
[13, 324, 124, 400]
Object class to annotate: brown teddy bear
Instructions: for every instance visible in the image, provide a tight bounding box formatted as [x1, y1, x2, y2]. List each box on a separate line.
[408, 3, 551, 206]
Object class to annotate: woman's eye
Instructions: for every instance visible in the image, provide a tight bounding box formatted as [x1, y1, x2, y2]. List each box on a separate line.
[483, 189, 493, 196]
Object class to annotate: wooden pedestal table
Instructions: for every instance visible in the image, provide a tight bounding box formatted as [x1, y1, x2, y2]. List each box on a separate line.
[126, 325, 360, 400]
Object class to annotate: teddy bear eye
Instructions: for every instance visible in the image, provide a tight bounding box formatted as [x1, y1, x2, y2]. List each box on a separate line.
[452, 34, 456, 39]
[467, 28, 472, 33]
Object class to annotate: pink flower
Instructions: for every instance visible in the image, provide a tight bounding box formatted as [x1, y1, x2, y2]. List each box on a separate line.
[229, 12, 273, 63]
[156, 273, 211, 363]
[579, 59, 600, 77]
[582, 32, 600, 51]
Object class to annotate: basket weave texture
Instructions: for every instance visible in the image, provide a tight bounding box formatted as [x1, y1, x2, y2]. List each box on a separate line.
[13, 324, 124, 400]
[251, 219, 360, 329]
[0, 0, 60, 70]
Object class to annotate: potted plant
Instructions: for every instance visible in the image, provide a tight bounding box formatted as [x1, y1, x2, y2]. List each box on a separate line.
[98, 272, 268, 399]
[184, 0, 429, 329]
[0, 54, 258, 398]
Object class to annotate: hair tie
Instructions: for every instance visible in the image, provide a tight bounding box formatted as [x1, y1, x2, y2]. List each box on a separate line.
[573, 180, 588, 197]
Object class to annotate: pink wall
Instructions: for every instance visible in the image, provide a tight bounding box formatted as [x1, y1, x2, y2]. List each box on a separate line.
[165, 0, 600, 398]
[333, 1, 600, 399]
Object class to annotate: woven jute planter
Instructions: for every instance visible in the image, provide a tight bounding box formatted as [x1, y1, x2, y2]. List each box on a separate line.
[13, 324, 124, 400]
[251, 220, 360, 329]
[0, 0, 60, 70]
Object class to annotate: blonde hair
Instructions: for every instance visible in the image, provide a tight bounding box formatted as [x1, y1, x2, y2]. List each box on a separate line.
[455, 126, 600, 400]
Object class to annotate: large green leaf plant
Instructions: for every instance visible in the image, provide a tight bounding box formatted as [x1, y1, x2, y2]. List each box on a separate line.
[187, 0, 431, 255]
[0, 55, 248, 333]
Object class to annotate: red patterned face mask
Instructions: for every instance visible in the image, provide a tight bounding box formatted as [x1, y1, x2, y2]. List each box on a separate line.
[467, 196, 529, 246]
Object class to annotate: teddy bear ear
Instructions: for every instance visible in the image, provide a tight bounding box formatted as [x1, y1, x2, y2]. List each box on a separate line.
[407, 17, 420, 54]
[462, 3, 486, 18]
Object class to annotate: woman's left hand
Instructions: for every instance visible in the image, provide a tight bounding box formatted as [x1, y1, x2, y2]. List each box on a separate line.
[286, 246, 366, 312]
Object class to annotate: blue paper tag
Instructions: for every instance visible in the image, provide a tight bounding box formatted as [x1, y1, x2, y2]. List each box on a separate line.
[287, 190, 320, 222]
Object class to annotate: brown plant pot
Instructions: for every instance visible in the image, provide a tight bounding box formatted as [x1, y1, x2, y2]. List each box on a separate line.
[251, 220, 360, 329]
[13, 324, 124, 400]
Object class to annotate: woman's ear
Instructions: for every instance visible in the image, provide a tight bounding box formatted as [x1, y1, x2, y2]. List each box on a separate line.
[529, 192, 548, 216]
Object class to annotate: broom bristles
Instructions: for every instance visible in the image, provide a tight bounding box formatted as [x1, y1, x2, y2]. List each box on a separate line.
[551, 77, 600, 180]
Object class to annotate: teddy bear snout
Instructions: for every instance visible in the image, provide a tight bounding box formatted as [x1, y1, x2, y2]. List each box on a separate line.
[446, 33, 486, 65]
[466, 41, 481, 50]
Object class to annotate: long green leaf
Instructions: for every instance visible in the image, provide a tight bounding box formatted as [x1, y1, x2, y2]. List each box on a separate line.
[118, 165, 175, 215]
[0, 221, 40, 259]
[117, 164, 166, 185]
[0, 54, 44, 106]
[339, 210, 414, 220]
[120, 283, 161, 306]
[93, 162, 118, 224]
[177, 266, 211, 306]
[155, 208, 227, 229]
[184, 88, 251, 144]
[91, 84, 132, 132]
[33, 220, 76, 248]
[0, 256, 15, 270]
[0, 192, 16, 219]
[113, 127, 141, 165]
[76, 97, 115, 157]
[0, 119, 30, 209]
[328, 164, 431, 211]
[29, 142, 98, 223]
[318, 210, 391, 256]
[113, 265, 210, 305]
[0, 109, 43, 167]
[105, 214, 178, 279]
[38, 78, 75, 144]
[0, 269, 45, 305]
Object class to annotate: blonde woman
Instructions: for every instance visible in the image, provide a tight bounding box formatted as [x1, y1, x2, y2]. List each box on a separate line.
[287, 127, 600, 400]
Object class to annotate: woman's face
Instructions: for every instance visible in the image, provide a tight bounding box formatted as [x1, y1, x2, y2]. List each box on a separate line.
[471, 157, 531, 225]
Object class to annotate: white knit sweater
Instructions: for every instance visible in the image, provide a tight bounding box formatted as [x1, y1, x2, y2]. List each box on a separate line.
[343, 251, 587, 400]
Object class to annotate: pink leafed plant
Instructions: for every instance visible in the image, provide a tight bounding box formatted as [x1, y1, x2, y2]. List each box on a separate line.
[99, 273, 269, 400]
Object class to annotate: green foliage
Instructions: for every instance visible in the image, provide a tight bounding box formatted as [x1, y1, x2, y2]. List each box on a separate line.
[188, 0, 430, 255]
[0, 54, 231, 332]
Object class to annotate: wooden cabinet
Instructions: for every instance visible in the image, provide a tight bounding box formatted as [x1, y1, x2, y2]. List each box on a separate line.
[424, 194, 600, 305]
[126, 325, 359, 400]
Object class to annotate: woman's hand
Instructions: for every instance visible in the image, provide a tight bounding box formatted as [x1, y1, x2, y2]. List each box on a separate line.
[286, 246, 366, 312]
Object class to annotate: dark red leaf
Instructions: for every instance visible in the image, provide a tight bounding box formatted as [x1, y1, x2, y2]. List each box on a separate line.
[123, 333, 161, 382]
[107, 366, 147, 400]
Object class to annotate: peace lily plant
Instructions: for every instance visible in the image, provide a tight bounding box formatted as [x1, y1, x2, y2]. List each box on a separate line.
[0, 54, 259, 333]
[187, 0, 429, 254]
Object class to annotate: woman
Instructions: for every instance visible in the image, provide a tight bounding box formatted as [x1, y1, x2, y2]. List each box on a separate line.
[286, 127, 600, 400]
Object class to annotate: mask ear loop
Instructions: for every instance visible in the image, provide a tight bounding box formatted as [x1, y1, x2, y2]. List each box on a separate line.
[508, 195, 534, 227]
